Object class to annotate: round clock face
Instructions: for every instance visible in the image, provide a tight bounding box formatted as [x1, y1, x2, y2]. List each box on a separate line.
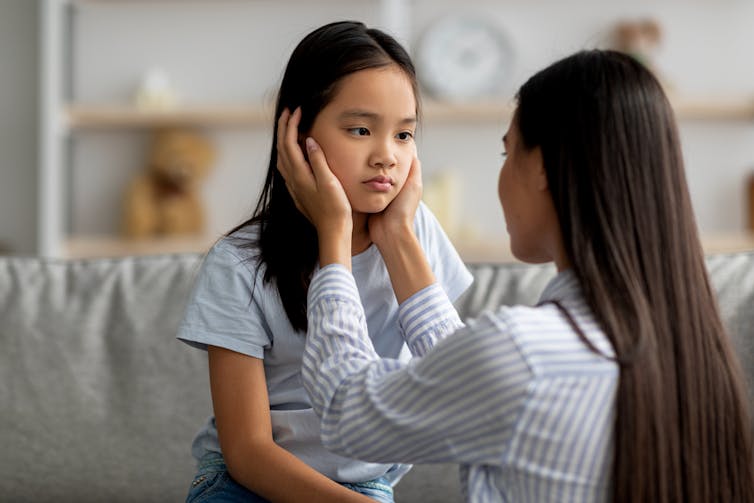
[416, 16, 513, 101]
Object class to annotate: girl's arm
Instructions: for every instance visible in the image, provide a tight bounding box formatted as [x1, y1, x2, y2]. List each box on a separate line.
[208, 346, 374, 503]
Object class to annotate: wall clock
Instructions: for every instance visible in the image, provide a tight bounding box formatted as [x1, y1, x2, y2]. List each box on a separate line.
[415, 16, 514, 101]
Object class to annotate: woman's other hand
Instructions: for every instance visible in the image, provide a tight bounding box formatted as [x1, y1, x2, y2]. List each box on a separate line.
[369, 156, 423, 250]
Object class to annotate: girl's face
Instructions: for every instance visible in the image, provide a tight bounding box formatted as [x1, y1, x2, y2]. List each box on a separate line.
[308, 65, 417, 218]
[498, 118, 555, 264]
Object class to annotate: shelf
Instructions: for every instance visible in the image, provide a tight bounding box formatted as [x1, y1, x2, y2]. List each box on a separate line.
[66, 104, 273, 129]
[64, 234, 219, 258]
[422, 100, 515, 122]
[63, 95, 754, 130]
[669, 94, 754, 121]
[700, 232, 754, 255]
[64, 101, 514, 130]
[69, 0, 257, 4]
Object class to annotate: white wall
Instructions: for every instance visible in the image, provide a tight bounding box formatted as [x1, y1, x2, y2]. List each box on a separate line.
[411, 0, 754, 240]
[16, 0, 754, 253]
[0, 0, 38, 254]
[69, 1, 384, 237]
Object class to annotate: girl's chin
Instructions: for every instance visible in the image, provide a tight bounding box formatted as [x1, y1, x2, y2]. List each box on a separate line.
[350, 200, 392, 215]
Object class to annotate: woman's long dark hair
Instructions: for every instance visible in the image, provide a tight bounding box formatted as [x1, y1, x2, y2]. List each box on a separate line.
[516, 50, 754, 502]
[229, 21, 418, 332]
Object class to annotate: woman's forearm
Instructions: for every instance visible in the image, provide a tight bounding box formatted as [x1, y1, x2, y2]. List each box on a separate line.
[374, 222, 435, 304]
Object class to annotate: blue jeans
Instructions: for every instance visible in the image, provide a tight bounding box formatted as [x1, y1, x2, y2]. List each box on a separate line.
[186, 452, 394, 503]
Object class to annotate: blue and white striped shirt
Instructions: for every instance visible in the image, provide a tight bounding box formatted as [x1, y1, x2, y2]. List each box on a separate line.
[302, 264, 618, 502]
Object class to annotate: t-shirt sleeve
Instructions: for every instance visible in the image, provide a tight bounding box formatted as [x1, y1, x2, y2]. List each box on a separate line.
[414, 201, 474, 302]
[177, 241, 270, 359]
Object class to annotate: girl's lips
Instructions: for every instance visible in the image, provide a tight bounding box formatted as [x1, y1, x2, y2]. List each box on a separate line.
[364, 180, 393, 192]
[364, 176, 393, 192]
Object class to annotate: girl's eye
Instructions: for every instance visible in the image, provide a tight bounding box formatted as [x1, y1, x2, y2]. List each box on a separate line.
[397, 131, 414, 141]
[501, 151, 508, 158]
[348, 127, 370, 136]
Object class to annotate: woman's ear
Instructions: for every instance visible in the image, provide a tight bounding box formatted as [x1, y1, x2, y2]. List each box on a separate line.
[532, 147, 548, 191]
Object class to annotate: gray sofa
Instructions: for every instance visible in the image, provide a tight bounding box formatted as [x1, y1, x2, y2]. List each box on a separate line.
[2, 251, 753, 502]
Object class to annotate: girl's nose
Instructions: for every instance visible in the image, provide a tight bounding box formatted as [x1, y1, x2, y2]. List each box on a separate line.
[369, 140, 397, 169]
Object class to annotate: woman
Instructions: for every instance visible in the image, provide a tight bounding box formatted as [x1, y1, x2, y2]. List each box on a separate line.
[278, 49, 754, 502]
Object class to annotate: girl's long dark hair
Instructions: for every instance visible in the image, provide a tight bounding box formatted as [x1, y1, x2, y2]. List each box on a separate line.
[229, 21, 418, 332]
[516, 50, 754, 502]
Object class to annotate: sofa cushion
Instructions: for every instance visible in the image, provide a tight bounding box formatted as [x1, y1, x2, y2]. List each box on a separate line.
[0, 254, 209, 502]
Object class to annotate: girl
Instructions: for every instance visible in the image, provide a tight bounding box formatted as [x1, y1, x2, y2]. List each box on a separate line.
[280, 50, 754, 502]
[177, 21, 473, 503]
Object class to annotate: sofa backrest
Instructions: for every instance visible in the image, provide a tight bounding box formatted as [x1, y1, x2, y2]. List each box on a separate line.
[704, 252, 754, 401]
[1, 251, 752, 502]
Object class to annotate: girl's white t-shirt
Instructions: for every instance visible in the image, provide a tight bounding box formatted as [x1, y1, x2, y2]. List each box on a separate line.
[178, 202, 473, 483]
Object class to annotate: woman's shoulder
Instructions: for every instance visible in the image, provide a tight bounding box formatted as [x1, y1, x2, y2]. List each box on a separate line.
[473, 302, 616, 375]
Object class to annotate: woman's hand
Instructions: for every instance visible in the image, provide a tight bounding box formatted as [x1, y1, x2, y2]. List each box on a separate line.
[276, 108, 353, 268]
[368, 156, 423, 250]
[367, 156, 435, 303]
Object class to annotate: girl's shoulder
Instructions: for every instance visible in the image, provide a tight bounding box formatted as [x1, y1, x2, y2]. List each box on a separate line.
[201, 222, 267, 287]
[412, 201, 443, 245]
[215, 222, 261, 260]
[413, 201, 434, 230]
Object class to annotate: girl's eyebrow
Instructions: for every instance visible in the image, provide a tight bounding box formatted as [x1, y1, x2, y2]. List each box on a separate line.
[339, 110, 378, 120]
[339, 109, 417, 125]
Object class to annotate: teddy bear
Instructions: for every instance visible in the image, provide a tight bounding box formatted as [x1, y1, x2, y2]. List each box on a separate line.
[611, 18, 663, 75]
[122, 127, 215, 238]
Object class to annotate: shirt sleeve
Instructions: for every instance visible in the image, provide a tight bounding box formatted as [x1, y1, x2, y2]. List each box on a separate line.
[177, 242, 270, 358]
[397, 282, 464, 356]
[302, 264, 531, 466]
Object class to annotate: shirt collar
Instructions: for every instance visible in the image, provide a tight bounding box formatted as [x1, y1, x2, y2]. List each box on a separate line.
[537, 268, 582, 304]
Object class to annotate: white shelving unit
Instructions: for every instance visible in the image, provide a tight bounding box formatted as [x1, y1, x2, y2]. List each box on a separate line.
[39, 0, 418, 258]
[39, 0, 65, 257]
[39, 0, 754, 260]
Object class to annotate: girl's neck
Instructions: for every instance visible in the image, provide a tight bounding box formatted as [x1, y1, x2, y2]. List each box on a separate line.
[351, 212, 372, 255]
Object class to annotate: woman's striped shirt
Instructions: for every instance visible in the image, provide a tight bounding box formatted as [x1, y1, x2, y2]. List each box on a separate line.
[302, 264, 618, 502]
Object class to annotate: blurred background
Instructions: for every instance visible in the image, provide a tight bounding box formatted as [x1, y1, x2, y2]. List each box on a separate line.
[2, 0, 754, 261]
